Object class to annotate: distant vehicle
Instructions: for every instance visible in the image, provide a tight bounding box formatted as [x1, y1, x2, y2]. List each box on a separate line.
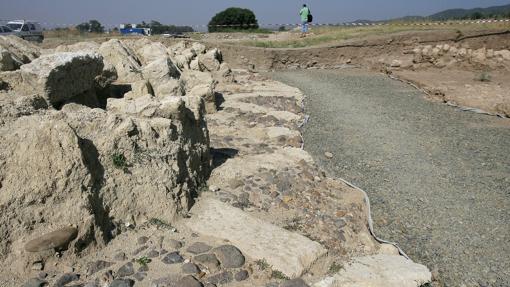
[0, 25, 14, 35]
[6, 20, 44, 42]
[162, 32, 189, 39]
[119, 26, 151, 36]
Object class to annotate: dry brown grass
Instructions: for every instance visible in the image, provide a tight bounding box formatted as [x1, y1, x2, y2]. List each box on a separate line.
[240, 22, 509, 48]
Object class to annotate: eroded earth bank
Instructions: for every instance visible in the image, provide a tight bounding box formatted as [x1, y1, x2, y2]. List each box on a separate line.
[0, 36, 431, 287]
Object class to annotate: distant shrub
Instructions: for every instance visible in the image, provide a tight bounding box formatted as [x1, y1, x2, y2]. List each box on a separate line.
[208, 7, 259, 32]
[76, 20, 104, 33]
[476, 72, 491, 82]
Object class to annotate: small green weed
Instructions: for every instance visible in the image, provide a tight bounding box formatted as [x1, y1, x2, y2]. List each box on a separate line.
[328, 262, 343, 274]
[136, 256, 151, 266]
[476, 72, 491, 82]
[283, 216, 302, 231]
[271, 270, 290, 280]
[148, 218, 174, 230]
[255, 259, 270, 270]
[111, 152, 127, 169]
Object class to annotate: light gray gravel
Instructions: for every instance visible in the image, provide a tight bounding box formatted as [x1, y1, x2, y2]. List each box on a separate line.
[271, 69, 510, 287]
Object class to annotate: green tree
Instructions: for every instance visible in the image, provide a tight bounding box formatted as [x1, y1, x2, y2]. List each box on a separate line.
[135, 20, 193, 34]
[76, 20, 104, 33]
[89, 20, 104, 33]
[470, 12, 484, 20]
[76, 22, 90, 32]
[208, 7, 259, 32]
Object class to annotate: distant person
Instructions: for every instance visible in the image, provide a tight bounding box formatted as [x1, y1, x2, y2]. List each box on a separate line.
[299, 4, 311, 36]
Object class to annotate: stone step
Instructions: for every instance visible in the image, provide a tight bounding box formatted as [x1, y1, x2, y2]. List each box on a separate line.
[313, 254, 431, 287]
[186, 196, 327, 278]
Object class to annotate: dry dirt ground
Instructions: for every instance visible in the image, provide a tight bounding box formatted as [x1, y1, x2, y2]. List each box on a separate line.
[207, 27, 510, 117]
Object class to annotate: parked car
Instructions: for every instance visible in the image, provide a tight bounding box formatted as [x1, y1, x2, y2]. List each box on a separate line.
[0, 25, 15, 35]
[162, 32, 189, 39]
[6, 20, 44, 42]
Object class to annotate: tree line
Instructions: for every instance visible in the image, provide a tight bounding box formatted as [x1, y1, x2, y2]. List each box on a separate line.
[73, 7, 262, 34]
[74, 19, 193, 34]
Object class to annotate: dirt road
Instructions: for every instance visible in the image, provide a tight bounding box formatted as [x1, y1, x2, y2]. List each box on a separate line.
[271, 69, 510, 287]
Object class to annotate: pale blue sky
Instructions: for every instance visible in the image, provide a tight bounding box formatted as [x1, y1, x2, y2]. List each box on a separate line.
[1, 0, 509, 28]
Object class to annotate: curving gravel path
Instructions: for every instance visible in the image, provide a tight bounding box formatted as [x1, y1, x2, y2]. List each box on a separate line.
[270, 69, 510, 287]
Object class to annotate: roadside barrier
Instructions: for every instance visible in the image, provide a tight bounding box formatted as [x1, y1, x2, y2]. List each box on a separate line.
[1, 18, 509, 30]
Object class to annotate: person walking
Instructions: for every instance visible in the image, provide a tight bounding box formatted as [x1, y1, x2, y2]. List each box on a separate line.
[299, 4, 311, 37]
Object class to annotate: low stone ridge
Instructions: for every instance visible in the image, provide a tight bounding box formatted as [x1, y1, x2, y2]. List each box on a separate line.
[0, 37, 215, 283]
[187, 197, 327, 278]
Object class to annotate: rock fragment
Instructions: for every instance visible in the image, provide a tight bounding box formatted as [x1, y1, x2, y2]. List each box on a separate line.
[110, 279, 135, 287]
[177, 275, 204, 287]
[182, 262, 201, 274]
[207, 271, 233, 285]
[162, 252, 184, 264]
[87, 260, 114, 275]
[117, 262, 135, 277]
[22, 278, 47, 287]
[24, 227, 78, 252]
[187, 242, 212, 254]
[212, 245, 245, 268]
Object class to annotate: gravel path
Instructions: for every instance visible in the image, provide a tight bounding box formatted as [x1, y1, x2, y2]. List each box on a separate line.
[271, 69, 510, 287]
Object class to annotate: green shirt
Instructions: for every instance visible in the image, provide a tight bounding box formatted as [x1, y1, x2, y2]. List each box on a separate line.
[300, 7, 310, 22]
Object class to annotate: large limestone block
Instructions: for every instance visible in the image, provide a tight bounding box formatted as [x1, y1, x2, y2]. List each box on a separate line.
[209, 147, 313, 187]
[197, 48, 222, 72]
[187, 197, 327, 278]
[106, 94, 184, 119]
[495, 50, 510, 61]
[181, 70, 217, 112]
[0, 35, 40, 66]
[313, 255, 431, 287]
[60, 101, 210, 224]
[137, 41, 170, 65]
[99, 39, 142, 83]
[20, 52, 104, 107]
[0, 47, 16, 71]
[154, 78, 183, 98]
[142, 57, 181, 82]
[0, 118, 98, 267]
[191, 42, 206, 55]
[167, 41, 188, 57]
[124, 80, 154, 100]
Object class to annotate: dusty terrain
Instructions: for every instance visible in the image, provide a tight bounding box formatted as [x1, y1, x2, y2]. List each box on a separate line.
[207, 27, 510, 118]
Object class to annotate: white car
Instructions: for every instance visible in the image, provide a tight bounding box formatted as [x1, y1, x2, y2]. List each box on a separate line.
[0, 25, 15, 35]
[6, 20, 44, 42]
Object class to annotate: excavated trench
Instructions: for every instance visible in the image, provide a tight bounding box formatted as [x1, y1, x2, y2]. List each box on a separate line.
[271, 69, 510, 287]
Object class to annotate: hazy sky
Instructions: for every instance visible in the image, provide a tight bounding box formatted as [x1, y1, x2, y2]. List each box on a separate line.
[1, 0, 509, 28]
